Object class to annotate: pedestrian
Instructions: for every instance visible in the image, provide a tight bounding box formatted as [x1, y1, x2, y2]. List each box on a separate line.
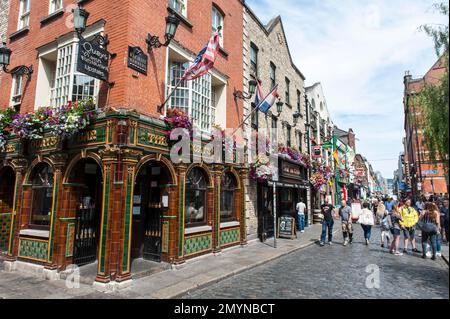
[415, 196, 426, 214]
[419, 202, 440, 260]
[296, 199, 307, 233]
[389, 205, 403, 256]
[339, 200, 353, 246]
[380, 208, 392, 248]
[430, 203, 443, 257]
[377, 199, 386, 225]
[359, 202, 375, 245]
[399, 199, 420, 254]
[319, 198, 335, 246]
[440, 199, 449, 243]
[385, 197, 395, 213]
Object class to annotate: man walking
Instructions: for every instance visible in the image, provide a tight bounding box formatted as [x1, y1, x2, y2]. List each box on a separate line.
[296, 199, 307, 233]
[320, 199, 335, 246]
[385, 197, 395, 213]
[339, 200, 353, 246]
[440, 199, 449, 243]
[399, 199, 420, 254]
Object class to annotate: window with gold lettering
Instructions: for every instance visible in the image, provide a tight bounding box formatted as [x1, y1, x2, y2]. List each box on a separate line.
[220, 173, 237, 222]
[29, 163, 54, 230]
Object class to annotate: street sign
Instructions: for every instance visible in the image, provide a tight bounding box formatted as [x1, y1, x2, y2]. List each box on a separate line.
[128, 46, 148, 75]
[313, 146, 322, 158]
[77, 39, 109, 81]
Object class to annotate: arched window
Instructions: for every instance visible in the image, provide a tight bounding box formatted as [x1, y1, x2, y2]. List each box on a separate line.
[185, 168, 208, 227]
[29, 163, 54, 230]
[220, 173, 237, 222]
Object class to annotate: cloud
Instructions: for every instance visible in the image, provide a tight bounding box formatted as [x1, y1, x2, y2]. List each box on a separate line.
[246, 0, 446, 177]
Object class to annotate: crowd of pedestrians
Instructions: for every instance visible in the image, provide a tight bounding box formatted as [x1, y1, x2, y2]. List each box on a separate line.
[316, 194, 449, 261]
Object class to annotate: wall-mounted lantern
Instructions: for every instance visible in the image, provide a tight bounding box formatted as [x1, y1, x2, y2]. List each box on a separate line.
[0, 42, 33, 81]
[146, 15, 180, 52]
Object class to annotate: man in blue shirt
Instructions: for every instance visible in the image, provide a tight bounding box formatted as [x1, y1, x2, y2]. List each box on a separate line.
[385, 197, 395, 213]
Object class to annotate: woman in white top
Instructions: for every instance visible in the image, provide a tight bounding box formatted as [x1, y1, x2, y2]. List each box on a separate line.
[359, 202, 375, 245]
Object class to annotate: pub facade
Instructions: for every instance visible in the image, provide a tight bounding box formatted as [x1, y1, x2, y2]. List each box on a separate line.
[0, 0, 246, 288]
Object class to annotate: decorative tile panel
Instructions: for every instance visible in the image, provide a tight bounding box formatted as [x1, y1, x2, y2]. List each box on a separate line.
[184, 234, 212, 256]
[162, 221, 169, 253]
[0, 213, 12, 251]
[220, 228, 240, 246]
[19, 239, 49, 262]
[66, 223, 75, 257]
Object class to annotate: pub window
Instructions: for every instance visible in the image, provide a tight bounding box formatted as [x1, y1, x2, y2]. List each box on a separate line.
[169, 0, 187, 17]
[250, 42, 259, 77]
[220, 173, 237, 222]
[212, 6, 224, 47]
[29, 163, 54, 230]
[10, 73, 24, 110]
[297, 131, 303, 152]
[269, 62, 276, 90]
[285, 77, 290, 105]
[18, 0, 31, 30]
[49, 0, 63, 14]
[35, 37, 100, 109]
[185, 168, 208, 227]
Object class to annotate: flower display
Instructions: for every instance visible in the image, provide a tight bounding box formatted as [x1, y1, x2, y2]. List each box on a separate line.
[310, 164, 335, 190]
[164, 108, 193, 131]
[249, 155, 274, 182]
[278, 144, 312, 168]
[0, 108, 16, 151]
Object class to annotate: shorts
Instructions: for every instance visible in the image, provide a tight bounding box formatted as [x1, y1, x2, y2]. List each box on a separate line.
[391, 228, 401, 236]
[402, 227, 416, 239]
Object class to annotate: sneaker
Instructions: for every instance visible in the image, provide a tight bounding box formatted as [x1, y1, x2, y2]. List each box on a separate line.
[343, 240, 348, 246]
[328, 241, 332, 246]
[301, 230, 305, 233]
[320, 242, 325, 246]
[436, 252, 442, 257]
[403, 248, 407, 254]
[426, 251, 432, 258]
[413, 248, 420, 253]
[365, 239, 369, 245]
[395, 251, 403, 256]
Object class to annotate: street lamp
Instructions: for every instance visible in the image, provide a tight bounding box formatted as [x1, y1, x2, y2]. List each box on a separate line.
[72, 5, 109, 48]
[146, 15, 180, 52]
[275, 99, 283, 117]
[233, 80, 257, 101]
[0, 42, 33, 81]
[292, 111, 301, 127]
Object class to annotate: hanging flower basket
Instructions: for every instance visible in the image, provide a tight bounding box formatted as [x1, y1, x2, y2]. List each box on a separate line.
[249, 155, 274, 182]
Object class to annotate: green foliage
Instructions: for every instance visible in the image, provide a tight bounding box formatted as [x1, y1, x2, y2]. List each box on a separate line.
[419, 2, 449, 172]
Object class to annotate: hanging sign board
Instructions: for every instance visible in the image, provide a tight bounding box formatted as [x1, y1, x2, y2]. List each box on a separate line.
[313, 146, 322, 158]
[77, 39, 109, 81]
[128, 46, 148, 75]
[278, 216, 297, 239]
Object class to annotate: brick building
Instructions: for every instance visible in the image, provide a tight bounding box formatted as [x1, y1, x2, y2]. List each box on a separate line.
[0, 0, 246, 290]
[242, 5, 309, 241]
[403, 56, 448, 200]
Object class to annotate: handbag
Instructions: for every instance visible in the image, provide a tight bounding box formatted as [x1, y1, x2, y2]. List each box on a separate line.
[417, 220, 437, 233]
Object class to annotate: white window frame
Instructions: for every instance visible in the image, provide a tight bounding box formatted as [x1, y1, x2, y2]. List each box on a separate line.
[169, 0, 187, 17]
[49, 0, 63, 14]
[212, 6, 224, 47]
[18, 0, 31, 30]
[10, 73, 24, 107]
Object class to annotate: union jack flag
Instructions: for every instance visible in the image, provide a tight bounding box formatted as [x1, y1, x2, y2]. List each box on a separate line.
[182, 32, 220, 81]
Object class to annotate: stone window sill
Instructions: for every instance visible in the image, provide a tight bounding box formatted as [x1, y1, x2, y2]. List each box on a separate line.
[220, 221, 240, 228]
[40, 9, 64, 25]
[9, 27, 29, 40]
[185, 225, 212, 235]
[20, 229, 50, 238]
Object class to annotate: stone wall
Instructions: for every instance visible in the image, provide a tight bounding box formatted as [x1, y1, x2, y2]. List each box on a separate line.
[0, 0, 9, 43]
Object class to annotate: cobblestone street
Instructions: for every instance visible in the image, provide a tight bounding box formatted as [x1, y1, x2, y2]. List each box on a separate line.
[183, 226, 449, 299]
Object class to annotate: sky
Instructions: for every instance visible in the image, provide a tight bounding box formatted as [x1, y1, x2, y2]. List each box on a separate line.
[246, 0, 447, 178]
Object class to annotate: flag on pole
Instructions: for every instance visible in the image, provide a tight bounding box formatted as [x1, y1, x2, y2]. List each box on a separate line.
[254, 80, 264, 107]
[182, 32, 220, 81]
[257, 85, 278, 114]
[333, 149, 339, 163]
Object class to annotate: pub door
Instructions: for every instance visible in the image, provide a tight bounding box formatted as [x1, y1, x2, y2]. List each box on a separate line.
[70, 160, 103, 266]
[257, 183, 274, 242]
[132, 163, 168, 262]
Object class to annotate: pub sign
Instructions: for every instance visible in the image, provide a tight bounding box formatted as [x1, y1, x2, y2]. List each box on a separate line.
[128, 46, 148, 75]
[77, 39, 109, 81]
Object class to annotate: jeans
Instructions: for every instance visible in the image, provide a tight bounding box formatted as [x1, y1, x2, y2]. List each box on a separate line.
[321, 220, 334, 243]
[436, 233, 442, 252]
[361, 224, 372, 240]
[297, 214, 305, 232]
[422, 231, 437, 257]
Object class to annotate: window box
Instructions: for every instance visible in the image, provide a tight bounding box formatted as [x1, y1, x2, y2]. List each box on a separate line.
[40, 8, 64, 25]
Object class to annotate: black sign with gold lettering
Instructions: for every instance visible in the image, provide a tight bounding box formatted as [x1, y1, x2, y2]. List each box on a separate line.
[128, 46, 148, 75]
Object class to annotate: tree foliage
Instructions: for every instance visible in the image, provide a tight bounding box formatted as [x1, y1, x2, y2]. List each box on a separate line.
[419, 2, 449, 172]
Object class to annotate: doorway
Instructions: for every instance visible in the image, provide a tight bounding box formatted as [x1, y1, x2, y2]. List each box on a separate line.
[68, 159, 103, 266]
[131, 161, 171, 262]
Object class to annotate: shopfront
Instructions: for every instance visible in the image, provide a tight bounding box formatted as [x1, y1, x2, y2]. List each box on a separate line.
[0, 109, 246, 284]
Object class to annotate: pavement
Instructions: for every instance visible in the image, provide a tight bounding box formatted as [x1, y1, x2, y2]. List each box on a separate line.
[0, 223, 331, 299]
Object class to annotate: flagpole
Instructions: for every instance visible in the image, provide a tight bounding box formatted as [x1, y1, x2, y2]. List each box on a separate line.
[158, 79, 184, 114]
[231, 85, 279, 136]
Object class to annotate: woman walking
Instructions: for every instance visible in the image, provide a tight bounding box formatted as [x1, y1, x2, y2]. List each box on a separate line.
[419, 203, 441, 260]
[359, 202, 375, 245]
[389, 205, 403, 256]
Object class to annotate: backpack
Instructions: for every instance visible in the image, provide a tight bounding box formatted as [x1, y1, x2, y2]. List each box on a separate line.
[381, 215, 390, 230]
